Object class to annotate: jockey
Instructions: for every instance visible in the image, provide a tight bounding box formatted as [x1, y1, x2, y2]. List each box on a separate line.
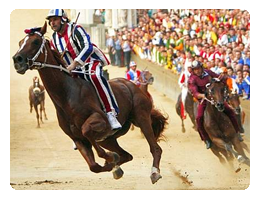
[46, 9, 121, 130]
[126, 61, 141, 85]
[178, 64, 192, 119]
[188, 61, 240, 149]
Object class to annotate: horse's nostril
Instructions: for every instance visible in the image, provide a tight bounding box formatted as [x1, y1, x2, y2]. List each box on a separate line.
[16, 55, 24, 63]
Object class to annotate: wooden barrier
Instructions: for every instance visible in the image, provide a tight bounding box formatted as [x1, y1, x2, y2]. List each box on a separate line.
[132, 53, 250, 135]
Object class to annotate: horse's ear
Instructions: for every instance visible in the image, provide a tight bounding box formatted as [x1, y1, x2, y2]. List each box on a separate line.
[40, 21, 47, 35]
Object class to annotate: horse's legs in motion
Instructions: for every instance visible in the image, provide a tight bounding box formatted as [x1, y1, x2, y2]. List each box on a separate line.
[29, 101, 33, 113]
[75, 140, 114, 173]
[34, 104, 40, 128]
[210, 145, 226, 164]
[42, 101, 48, 120]
[39, 104, 43, 123]
[231, 136, 250, 166]
[99, 121, 133, 166]
[81, 113, 120, 170]
[135, 114, 162, 184]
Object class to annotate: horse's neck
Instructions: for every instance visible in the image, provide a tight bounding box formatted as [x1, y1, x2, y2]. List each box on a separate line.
[37, 48, 73, 105]
[140, 84, 148, 92]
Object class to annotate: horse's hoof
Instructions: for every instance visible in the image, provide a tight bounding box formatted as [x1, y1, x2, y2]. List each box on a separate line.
[150, 172, 162, 184]
[182, 127, 186, 133]
[112, 165, 124, 180]
[237, 155, 246, 163]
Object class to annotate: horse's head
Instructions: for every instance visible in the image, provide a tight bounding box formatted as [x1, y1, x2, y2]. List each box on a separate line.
[228, 90, 241, 115]
[33, 76, 40, 88]
[139, 70, 154, 85]
[206, 78, 228, 112]
[13, 22, 47, 74]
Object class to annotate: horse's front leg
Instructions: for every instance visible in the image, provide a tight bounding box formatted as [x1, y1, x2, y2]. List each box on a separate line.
[135, 114, 162, 184]
[42, 101, 48, 120]
[81, 113, 120, 171]
[74, 140, 114, 173]
[34, 105, 40, 128]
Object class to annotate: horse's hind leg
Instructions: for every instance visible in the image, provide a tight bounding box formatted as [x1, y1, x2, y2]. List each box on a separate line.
[135, 114, 162, 184]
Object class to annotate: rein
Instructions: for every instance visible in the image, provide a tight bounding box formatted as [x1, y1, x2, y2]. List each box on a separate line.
[27, 32, 95, 75]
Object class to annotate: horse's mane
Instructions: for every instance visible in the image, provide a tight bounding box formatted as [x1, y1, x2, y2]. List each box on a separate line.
[45, 40, 67, 68]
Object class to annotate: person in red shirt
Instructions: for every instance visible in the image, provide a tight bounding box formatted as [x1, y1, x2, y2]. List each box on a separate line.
[188, 61, 240, 149]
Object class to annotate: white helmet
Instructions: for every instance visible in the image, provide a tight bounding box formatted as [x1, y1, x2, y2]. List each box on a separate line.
[130, 61, 137, 67]
[46, 9, 68, 23]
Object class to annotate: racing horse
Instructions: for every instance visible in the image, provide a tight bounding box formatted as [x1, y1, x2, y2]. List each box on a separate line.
[29, 76, 48, 127]
[228, 90, 246, 134]
[203, 78, 249, 166]
[12, 22, 168, 184]
[175, 92, 197, 133]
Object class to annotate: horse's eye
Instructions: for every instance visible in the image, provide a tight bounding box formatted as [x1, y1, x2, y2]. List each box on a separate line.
[33, 39, 40, 46]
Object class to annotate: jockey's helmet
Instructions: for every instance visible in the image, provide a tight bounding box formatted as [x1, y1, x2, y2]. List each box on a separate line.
[46, 9, 68, 24]
[130, 61, 137, 67]
[191, 60, 202, 69]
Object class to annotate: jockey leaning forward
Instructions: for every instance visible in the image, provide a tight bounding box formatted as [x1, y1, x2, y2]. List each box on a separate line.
[46, 9, 121, 130]
[188, 61, 240, 149]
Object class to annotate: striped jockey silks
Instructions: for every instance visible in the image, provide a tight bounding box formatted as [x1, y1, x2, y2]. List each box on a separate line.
[50, 23, 119, 115]
[50, 23, 110, 66]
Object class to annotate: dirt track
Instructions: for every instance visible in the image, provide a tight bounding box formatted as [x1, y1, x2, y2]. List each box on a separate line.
[10, 10, 250, 190]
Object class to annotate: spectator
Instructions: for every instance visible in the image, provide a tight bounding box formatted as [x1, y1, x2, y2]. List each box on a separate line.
[242, 70, 250, 100]
[122, 35, 131, 71]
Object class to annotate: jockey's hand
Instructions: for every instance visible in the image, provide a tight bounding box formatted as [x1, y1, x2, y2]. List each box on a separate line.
[198, 93, 206, 100]
[67, 61, 80, 72]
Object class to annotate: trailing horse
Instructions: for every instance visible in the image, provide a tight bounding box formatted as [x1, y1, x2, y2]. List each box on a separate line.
[175, 92, 197, 133]
[13, 22, 168, 184]
[203, 78, 249, 167]
[29, 76, 48, 127]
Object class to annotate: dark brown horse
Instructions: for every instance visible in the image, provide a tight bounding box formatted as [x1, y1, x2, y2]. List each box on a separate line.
[29, 76, 48, 127]
[228, 91, 245, 133]
[13, 22, 168, 184]
[175, 92, 197, 132]
[203, 78, 249, 167]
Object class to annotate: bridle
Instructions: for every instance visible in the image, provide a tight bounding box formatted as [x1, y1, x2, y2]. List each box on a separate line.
[203, 78, 228, 108]
[25, 32, 95, 75]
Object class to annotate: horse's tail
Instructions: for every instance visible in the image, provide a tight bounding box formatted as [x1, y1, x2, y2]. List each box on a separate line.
[150, 108, 168, 141]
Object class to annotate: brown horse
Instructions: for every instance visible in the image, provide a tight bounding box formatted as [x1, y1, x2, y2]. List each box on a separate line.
[175, 92, 197, 132]
[203, 78, 249, 166]
[12, 22, 168, 184]
[29, 76, 48, 127]
[228, 91, 246, 133]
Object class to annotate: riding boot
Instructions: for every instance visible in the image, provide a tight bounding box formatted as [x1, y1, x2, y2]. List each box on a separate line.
[107, 112, 122, 130]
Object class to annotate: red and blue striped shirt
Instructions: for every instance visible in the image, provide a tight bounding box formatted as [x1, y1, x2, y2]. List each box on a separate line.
[50, 23, 110, 66]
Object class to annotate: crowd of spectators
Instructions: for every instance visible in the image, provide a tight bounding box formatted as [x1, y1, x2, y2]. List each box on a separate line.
[106, 9, 250, 100]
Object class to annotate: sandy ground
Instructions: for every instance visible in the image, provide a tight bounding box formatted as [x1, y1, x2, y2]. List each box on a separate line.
[10, 10, 250, 190]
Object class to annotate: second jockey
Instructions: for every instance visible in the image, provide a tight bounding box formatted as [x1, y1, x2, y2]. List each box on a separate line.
[188, 61, 240, 149]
